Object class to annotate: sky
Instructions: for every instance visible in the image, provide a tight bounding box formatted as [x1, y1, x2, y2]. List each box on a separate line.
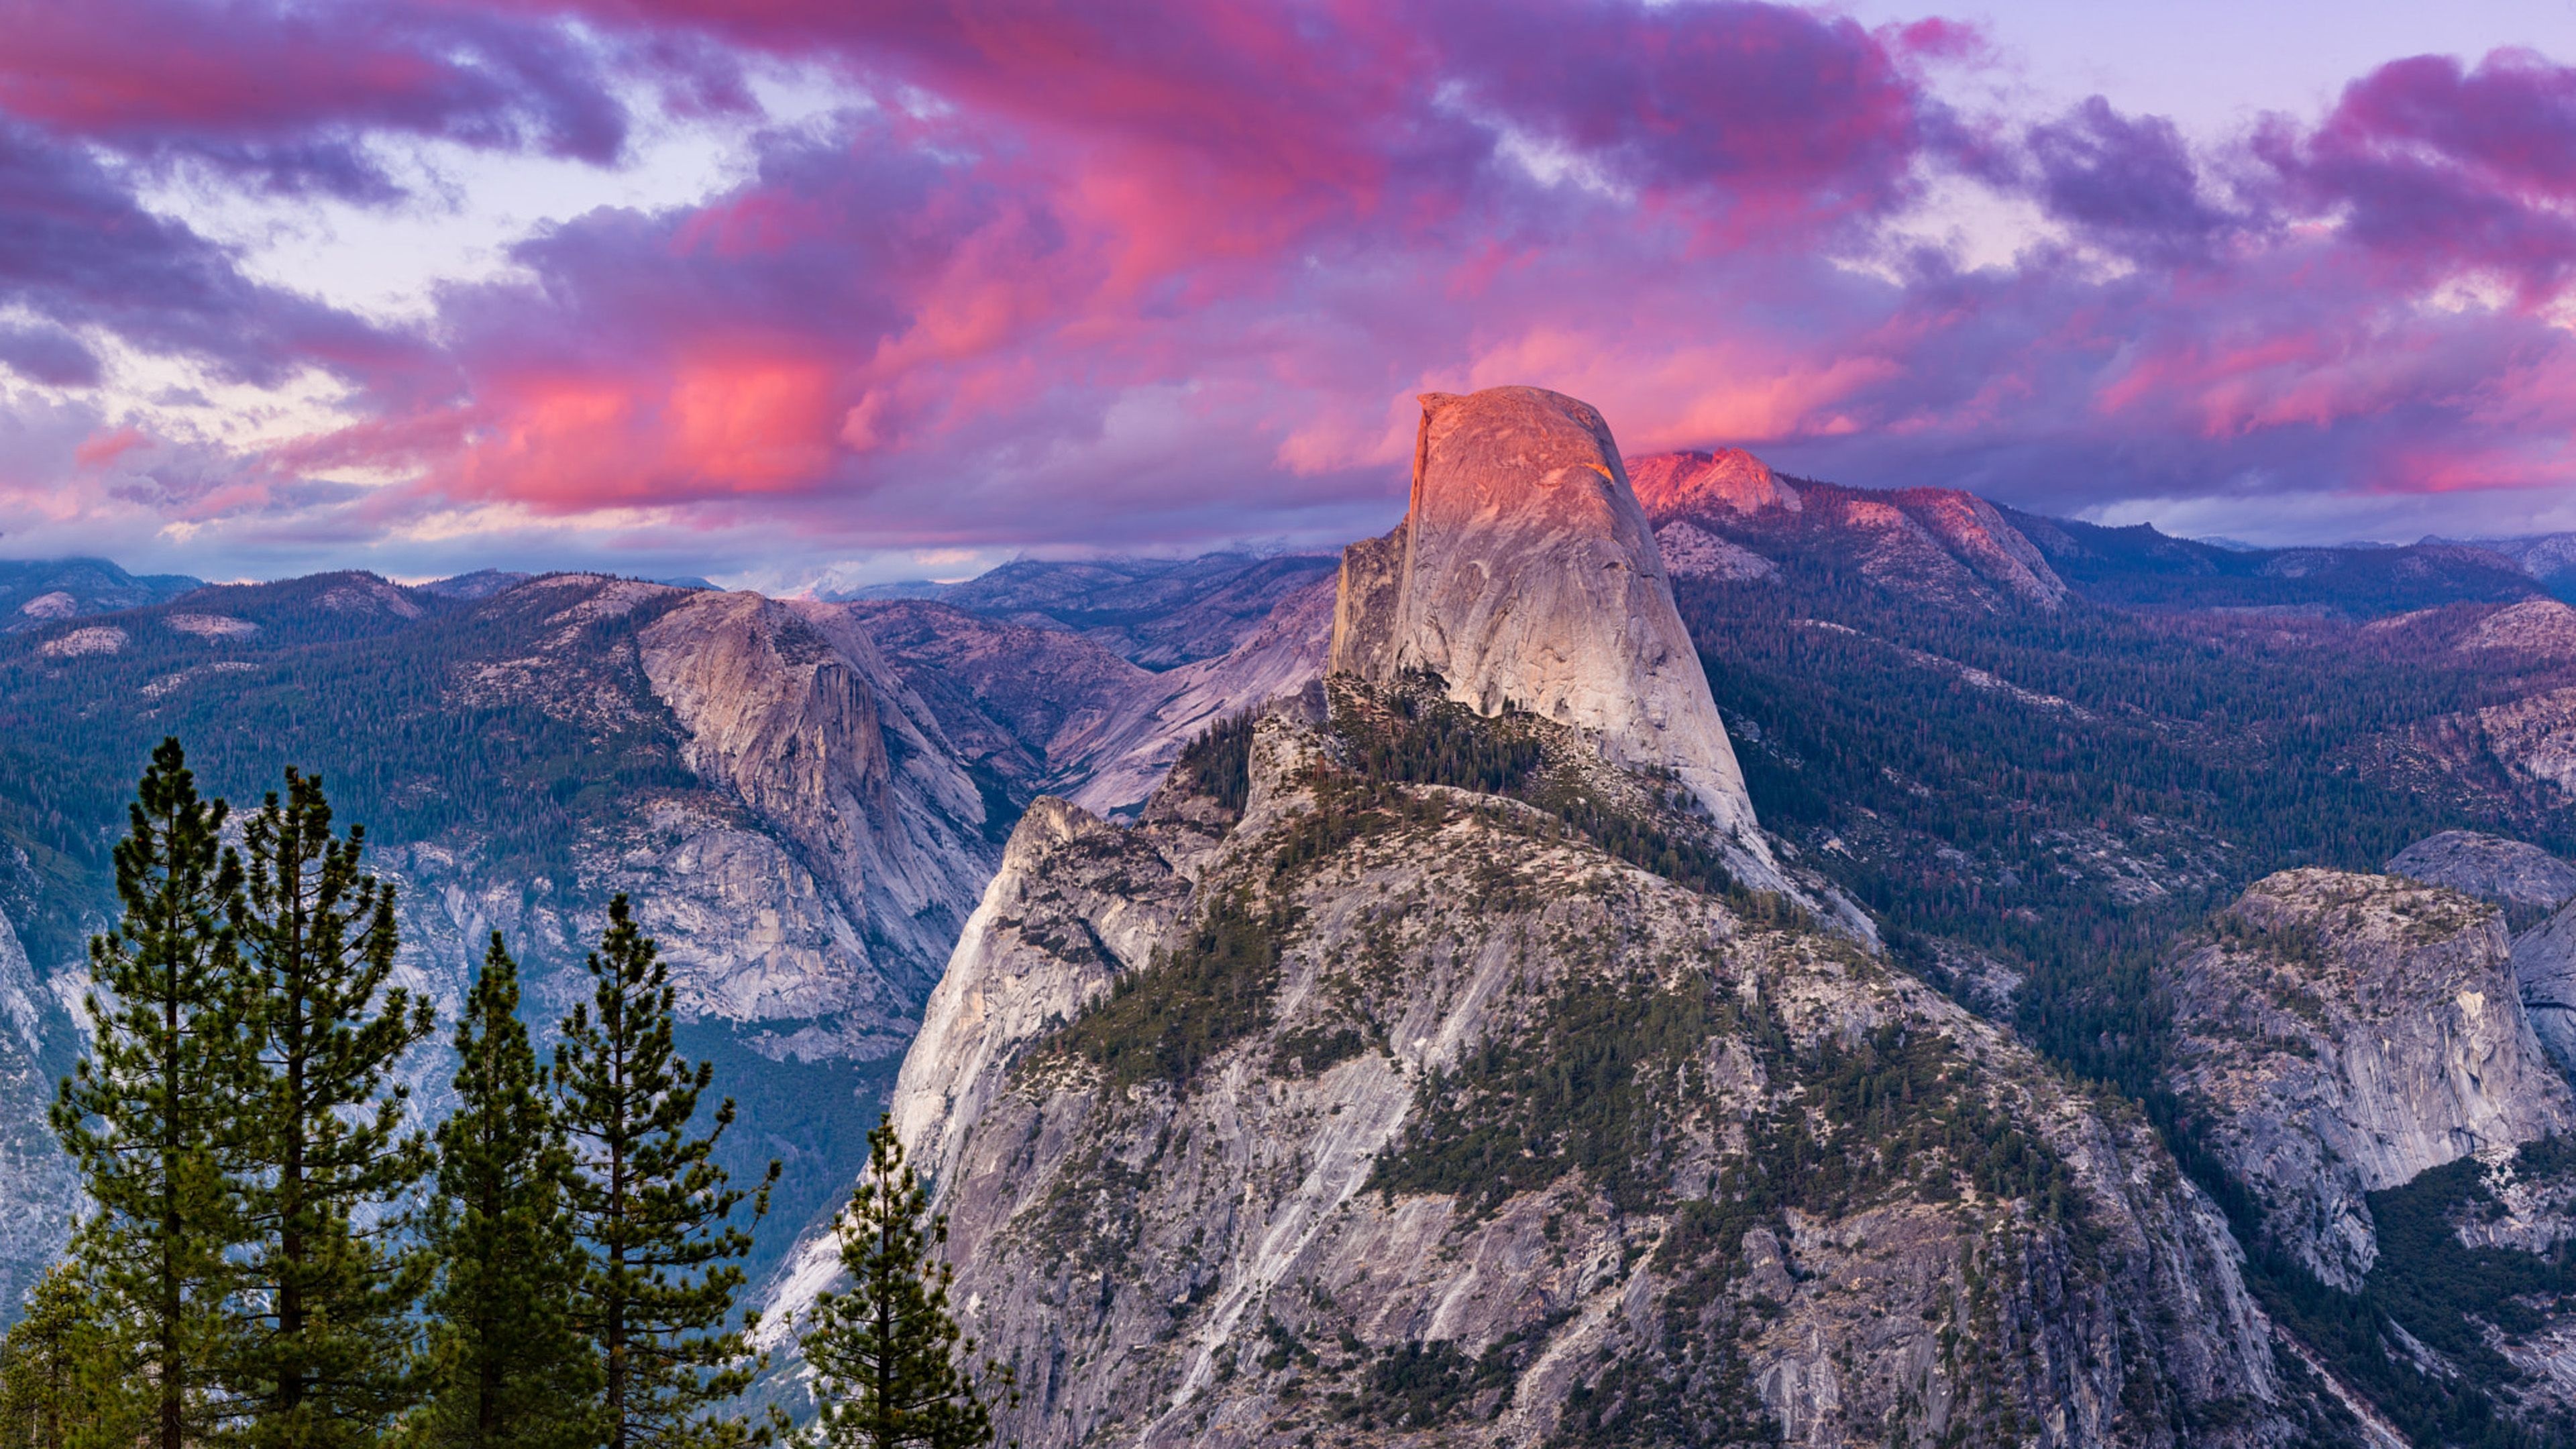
[1, 1, 2574, 590]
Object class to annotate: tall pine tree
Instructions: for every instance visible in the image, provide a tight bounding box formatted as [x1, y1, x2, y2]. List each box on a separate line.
[411, 933, 598, 1449]
[800, 1118, 1010, 1449]
[50, 738, 248, 1449]
[555, 895, 778, 1449]
[226, 767, 437, 1449]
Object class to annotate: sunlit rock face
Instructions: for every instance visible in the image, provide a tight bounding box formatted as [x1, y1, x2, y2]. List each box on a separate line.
[1329, 386, 1769, 867]
[1625, 447, 1802, 517]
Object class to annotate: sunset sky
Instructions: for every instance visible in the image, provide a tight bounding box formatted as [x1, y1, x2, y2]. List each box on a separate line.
[3, 0, 2574, 589]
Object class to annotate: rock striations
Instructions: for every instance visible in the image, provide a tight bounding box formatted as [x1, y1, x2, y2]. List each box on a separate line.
[1328, 387, 1770, 875]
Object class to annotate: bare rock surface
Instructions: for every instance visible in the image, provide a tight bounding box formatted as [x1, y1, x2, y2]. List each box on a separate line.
[889, 796, 1208, 1192]
[0, 906, 76, 1313]
[1653, 520, 1778, 583]
[1630, 451, 2067, 612]
[843, 598, 1152, 799]
[637, 592, 1000, 1027]
[894, 706, 2304, 1448]
[2164, 869, 2576, 1288]
[2461, 598, 2576, 655]
[1057, 576, 1336, 816]
[2385, 829, 2576, 934]
[1626, 447, 1801, 516]
[760, 789, 1222, 1353]
[858, 576, 1337, 819]
[1332, 387, 1768, 866]
[2512, 904, 2576, 1075]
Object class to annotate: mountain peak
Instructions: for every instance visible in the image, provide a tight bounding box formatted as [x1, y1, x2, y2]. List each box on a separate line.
[1626, 446, 1801, 517]
[1328, 386, 1770, 867]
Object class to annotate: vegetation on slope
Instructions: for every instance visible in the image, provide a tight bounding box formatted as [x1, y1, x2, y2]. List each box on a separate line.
[1672, 558, 2576, 1446]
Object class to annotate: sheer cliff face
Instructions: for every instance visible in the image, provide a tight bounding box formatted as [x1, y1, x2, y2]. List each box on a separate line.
[1330, 387, 1767, 867]
[893, 704, 2304, 1449]
[2165, 869, 2576, 1289]
[637, 592, 998, 1020]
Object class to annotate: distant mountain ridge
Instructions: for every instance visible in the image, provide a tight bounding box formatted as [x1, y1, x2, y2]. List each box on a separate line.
[0, 557, 201, 631]
[824, 552, 1336, 669]
[1623, 448, 2555, 619]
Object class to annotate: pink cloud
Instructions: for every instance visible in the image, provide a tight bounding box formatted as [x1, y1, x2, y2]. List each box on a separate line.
[5, 1, 2576, 575]
[73, 425, 148, 469]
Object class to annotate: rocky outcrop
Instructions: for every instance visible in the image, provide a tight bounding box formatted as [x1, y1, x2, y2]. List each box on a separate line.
[1324, 527, 1404, 679]
[2387, 830, 2576, 920]
[900, 704, 2305, 1448]
[888, 797, 1205, 1193]
[1629, 453, 2067, 612]
[2460, 598, 2576, 655]
[2512, 904, 2576, 1075]
[0, 906, 77, 1313]
[1652, 521, 1778, 583]
[0, 557, 199, 632]
[857, 576, 1338, 820]
[838, 599, 1151, 803]
[637, 591, 1002, 1036]
[756, 779, 1233, 1357]
[1057, 578, 1336, 816]
[1332, 388, 1767, 869]
[2163, 869, 2576, 1288]
[1882, 489, 2068, 610]
[1627, 447, 1801, 517]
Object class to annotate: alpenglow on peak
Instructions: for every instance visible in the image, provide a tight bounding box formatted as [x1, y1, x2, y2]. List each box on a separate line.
[1328, 385, 1772, 873]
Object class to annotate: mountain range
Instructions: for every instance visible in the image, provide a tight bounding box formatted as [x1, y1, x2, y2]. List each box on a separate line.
[15, 391, 2576, 1441]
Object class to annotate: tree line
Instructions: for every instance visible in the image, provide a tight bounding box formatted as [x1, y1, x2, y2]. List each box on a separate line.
[0, 741, 1009, 1449]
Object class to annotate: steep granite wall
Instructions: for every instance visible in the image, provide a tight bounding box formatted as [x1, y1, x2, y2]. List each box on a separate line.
[1329, 387, 1769, 875]
[2165, 869, 2576, 1288]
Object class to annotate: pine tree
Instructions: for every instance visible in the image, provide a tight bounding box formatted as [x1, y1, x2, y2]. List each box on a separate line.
[411, 933, 598, 1449]
[226, 767, 438, 1448]
[49, 738, 248, 1449]
[555, 895, 779, 1449]
[801, 1118, 1010, 1449]
[0, 1263, 146, 1449]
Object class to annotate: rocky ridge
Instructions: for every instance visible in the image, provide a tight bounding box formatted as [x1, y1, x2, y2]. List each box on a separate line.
[853, 573, 1338, 818]
[1627, 453, 2068, 612]
[870, 696, 2310, 1448]
[2387, 830, 2576, 922]
[2162, 869, 2576, 1289]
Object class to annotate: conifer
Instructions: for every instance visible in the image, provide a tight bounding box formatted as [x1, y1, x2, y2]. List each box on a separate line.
[226, 767, 437, 1448]
[413, 933, 598, 1449]
[801, 1118, 1010, 1449]
[555, 895, 778, 1449]
[0, 1262, 147, 1449]
[50, 738, 248, 1449]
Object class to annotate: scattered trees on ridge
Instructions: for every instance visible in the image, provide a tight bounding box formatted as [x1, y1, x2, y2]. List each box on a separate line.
[0, 739, 1006, 1448]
